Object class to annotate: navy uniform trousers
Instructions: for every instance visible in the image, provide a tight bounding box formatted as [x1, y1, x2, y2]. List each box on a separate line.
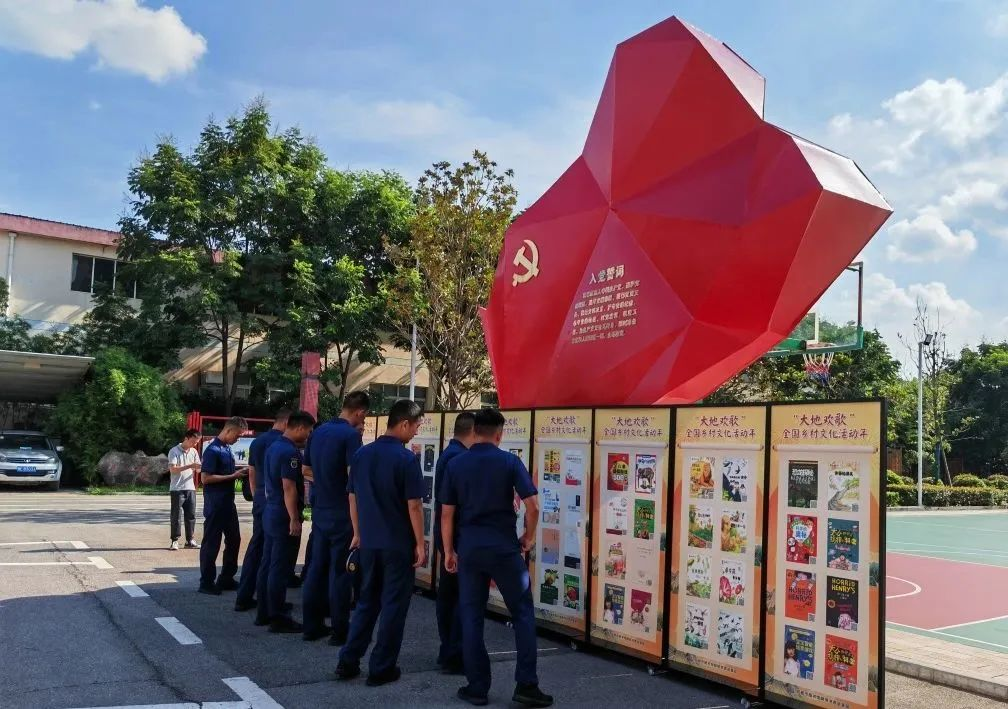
[199, 496, 240, 589]
[301, 514, 354, 637]
[436, 554, 463, 664]
[457, 547, 538, 696]
[255, 523, 301, 622]
[235, 498, 265, 604]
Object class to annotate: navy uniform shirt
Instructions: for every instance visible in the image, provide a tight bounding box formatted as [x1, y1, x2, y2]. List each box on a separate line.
[248, 428, 283, 506]
[304, 418, 361, 525]
[263, 436, 304, 533]
[441, 443, 537, 555]
[432, 438, 467, 553]
[348, 435, 425, 553]
[200, 438, 236, 502]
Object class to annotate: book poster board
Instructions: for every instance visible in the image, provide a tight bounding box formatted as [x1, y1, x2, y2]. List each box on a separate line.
[376, 416, 388, 439]
[590, 408, 670, 663]
[667, 405, 766, 694]
[765, 401, 884, 709]
[530, 409, 592, 639]
[411, 413, 443, 590]
[361, 417, 378, 446]
[486, 409, 533, 615]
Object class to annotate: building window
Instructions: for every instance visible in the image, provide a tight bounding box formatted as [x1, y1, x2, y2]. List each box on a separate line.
[71, 254, 138, 298]
[368, 383, 427, 413]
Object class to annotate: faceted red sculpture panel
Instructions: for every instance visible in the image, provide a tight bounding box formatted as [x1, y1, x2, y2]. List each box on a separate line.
[480, 16, 892, 408]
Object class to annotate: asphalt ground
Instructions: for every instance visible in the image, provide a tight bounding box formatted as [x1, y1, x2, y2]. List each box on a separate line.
[0, 490, 1001, 709]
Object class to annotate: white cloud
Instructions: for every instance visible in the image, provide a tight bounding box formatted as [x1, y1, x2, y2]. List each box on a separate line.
[934, 178, 1005, 218]
[0, 0, 206, 82]
[885, 212, 977, 263]
[882, 74, 1008, 147]
[88, 99, 102, 111]
[988, 12, 1008, 36]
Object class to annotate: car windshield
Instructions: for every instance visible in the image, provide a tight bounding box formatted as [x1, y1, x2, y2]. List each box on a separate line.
[0, 434, 51, 451]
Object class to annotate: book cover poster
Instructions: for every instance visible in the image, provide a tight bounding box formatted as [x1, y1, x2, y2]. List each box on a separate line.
[630, 589, 653, 631]
[685, 553, 712, 599]
[543, 449, 562, 484]
[541, 528, 560, 565]
[423, 444, 436, 472]
[633, 499, 656, 540]
[607, 453, 630, 491]
[784, 625, 816, 681]
[605, 542, 626, 579]
[827, 519, 860, 571]
[423, 507, 431, 535]
[564, 450, 585, 486]
[565, 490, 583, 518]
[563, 527, 582, 570]
[603, 584, 625, 625]
[607, 496, 629, 535]
[564, 574, 580, 610]
[785, 569, 817, 622]
[826, 576, 859, 631]
[689, 456, 716, 499]
[635, 453, 657, 494]
[685, 602, 711, 650]
[827, 461, 860, 512]
[422, 476, 433, 503]
[825, 634, 858, 692]
[540, 568, 559, 605]
[786, 514, 817, 564]
[788, 460, 818, 508]
[719, 559, 745, 606]
[720, 509, 747, 554]
[509, 448, 525, 462]
[688, 504, 714, 549]
[542, 488, 561, 524]
[722, 457, 750, 502]
[718, 610, 745, 659]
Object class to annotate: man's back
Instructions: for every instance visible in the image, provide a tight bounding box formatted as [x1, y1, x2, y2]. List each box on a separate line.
[249, 429, 282, 500]
[306, 418, 360, 520]
[264, 437, 302, 511]
[350, 436, 424, 552]
[433, 439, 467, 552]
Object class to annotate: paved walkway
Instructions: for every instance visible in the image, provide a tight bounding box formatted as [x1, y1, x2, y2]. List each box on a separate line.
[888, 628, 1008, 701]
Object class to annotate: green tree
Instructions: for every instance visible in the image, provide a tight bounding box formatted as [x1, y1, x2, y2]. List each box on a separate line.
[382, 151, 517, 409]
[947, 342, 1008, 474]
[48, 348, 185, 482]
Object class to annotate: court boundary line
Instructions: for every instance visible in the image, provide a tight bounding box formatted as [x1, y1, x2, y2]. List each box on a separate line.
[884, 575, 921, 600]
[887, 621, 1008, 651]
[889, 550, 1008, 572]
[931, 613, 1008, 631]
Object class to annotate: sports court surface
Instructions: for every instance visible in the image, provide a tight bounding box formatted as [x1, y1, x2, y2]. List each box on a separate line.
[886, 510, 1008, 653]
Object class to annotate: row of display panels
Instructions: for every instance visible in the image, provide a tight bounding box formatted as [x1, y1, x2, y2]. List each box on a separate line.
[358, 400, 885, 709]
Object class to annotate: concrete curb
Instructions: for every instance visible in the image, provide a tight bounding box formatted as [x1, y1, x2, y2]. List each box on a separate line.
[887, 505, 1008, 512]
[886, 656, 1008, 702]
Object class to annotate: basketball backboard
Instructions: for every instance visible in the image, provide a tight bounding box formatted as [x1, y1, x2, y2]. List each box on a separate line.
[766, 262, 864, 357]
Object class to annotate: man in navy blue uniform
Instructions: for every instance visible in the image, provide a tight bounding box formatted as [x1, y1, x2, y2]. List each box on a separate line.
[197, 417, 249, 595]
[441, 408, 552, 707]
[301, 390, 370, 644]
[255, 410, 315, 632]
[433, 411, 476, 673]
[335, 399, 427, 686]
[235, 409, 290, 611]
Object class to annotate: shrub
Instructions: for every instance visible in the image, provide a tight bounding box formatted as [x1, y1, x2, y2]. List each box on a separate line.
[887, 484, 1006, 507]
[886, 491, 902, 507]
[985, 474, 1008, 490]
[951, 473, 986, 488]
[886, 470, 907, 487]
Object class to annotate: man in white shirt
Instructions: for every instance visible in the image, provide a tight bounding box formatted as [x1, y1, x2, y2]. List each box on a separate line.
[168, 429, 202, 551]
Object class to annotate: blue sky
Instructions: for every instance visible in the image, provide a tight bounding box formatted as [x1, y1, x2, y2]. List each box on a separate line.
[1, 0, 1006, 368]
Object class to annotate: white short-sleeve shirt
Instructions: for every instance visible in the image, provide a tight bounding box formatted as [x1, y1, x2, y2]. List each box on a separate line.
[168, 444, 200, 492]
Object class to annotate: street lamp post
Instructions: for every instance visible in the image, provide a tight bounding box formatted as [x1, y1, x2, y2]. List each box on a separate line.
[917, 333, 933, 507]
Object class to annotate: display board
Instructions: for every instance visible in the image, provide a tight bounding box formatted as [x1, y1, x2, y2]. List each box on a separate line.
[667, 406, 766, 694]
[487, 409, 533, 615]
[530, 409, 592, 639]
[590, 408, 670, 663]
[764, 402, 884, 709]
[411, 413, 444, 590]
[361, 417, 378, 446]
[376, 416, 388, 438]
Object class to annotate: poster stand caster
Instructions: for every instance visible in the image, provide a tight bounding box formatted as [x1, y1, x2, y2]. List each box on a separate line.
[569, 640, 580, 652]
[740, 698, 763, 708]
[646, 665, 661, 677]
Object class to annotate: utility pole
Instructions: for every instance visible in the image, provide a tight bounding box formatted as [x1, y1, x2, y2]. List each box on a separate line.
[917, 333, 932, 507]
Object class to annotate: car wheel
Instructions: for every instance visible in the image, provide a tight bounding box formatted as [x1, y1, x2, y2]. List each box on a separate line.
[45, 480, 60, 491]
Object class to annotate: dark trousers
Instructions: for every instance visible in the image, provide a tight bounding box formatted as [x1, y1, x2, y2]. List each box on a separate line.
[338, 548, 415, 675]
[436, 553, 463, 664]
[170, 490, 196, 543]
[236, 503, 264, 604]
[458, 547, 538, 696]
[302, 519, 353, 636]
[257, 531, 300, 620]
[199, 497, 240, 589]
[300, 527, 315, 579]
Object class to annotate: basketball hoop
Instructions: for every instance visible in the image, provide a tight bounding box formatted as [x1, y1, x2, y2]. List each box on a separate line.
[802, 349, 834, 386]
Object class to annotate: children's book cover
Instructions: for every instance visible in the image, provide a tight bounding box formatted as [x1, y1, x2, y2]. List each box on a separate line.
[685, 603, 710, 650]
[543, 449, 562, 484]
[827, 461, 859, 512]
[540, 568, 559, 605]
[720, 509, 747, 554]
[717, 610, 744, 659]
[827, 519, 860, 571]
[607, 453, 630, 491]
[721, 457, 750, 502]
[629, 589, 652, 631]
[602, 584, 625, 625]
[542, 488, 560, 524]
[786, 514, 817, 564]
[785, 569, 817, 622]
[788, 460, 818, 508]
[825, 635, 858, 692]
[783, 625, 816, 681]
[826, 576, 858, 631]
[719, 559, 745, 606]
[635, 453, 657, 494]
[685, 553, 712, 599]
[605, 542, 626, 579]
[606, 496, 629, 535]
[688, 504, 714, 549]
[689, 456, 716, 499]
[633, 499, 655, 540]
[563, 574, 580, 610]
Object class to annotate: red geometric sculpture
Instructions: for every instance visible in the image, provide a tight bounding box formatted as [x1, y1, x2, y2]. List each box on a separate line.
[480, 16, 892, 408]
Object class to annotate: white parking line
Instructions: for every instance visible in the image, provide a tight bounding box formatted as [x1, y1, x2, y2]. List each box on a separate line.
[88, 556, 114, 569]
[70, 540, 89, 549]
[0, 539, 89, 548]
[222, 676, 283, 708]
[488, 647, 558, 655]
[116, 580, 150, 598]
[0, 561, 98, 566]
[155, 616, 202, 645]
[69, 704, 199, 709]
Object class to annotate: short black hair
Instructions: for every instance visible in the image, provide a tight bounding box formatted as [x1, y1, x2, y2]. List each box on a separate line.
[274, 408, 292, 424]
[184, 428, 200, 439]
[473, 407, 506, 437]
[223, 416, 248, 432]
[343, 390, 370, 412]
[453, 411, 476, 437]
[286, 410, 316, 430]
[387, 399, 423, 427]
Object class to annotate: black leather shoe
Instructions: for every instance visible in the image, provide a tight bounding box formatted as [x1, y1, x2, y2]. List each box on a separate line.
[329, 629, 348, 646]
[198, 585, 222, 596]
[365, 666, 402, 687]
[513, 684, 553, 707]
[440, 658, 465, 675]
[303, 624, 331, 642]
[287, 576, 303, 589]
[335, 662, 360, 681]
[269, 617, 303, 634]
[234, 598, 256, 612]
[457, 686, 489, 706]
[216, 578, 238, 592]
[254, 615, 270, 627]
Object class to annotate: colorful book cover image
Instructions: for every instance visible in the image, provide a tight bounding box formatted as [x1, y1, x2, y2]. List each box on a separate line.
[685, 603, 711, 650]
[717, 610, 744, 659]
[784, 625, 816, 681]
[541, 528, 560, 565]
[719, 559, 745, 606]
[786, 514, 818, 564]
[602, 584, 625, 625]
[629, 589, 652, 631]
[689, 456, 716, 499]
[607, 453, 630, 491]
[605, 542, 626, 580]
[787, 460, 818, 508]
[720, 509, 747, 554]
[826, 576, 859, 631]
[825, 635, 858, 692]
[688, 504, 714, 549]
[540, 568, 559, 605]
[606, 496, 629, 535]
[785, 569, 817, 622]
[542, 488, 561, 524]
[633, 499, 656, 540]
[685, 553, 712, 599]
[543, 449, 562, 484]
[827, 461, 860, 512]
[564, 574, 580, 610]
[721, 457, 750, 502]
[635, 453, 658, 494]
[827, 519, 860, 571]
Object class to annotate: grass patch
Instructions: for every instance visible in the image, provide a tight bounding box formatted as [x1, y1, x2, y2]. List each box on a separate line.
[85, 484, 171, 496]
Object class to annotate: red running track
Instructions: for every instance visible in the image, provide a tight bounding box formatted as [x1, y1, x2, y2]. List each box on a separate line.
[887, 551, 1008, 630]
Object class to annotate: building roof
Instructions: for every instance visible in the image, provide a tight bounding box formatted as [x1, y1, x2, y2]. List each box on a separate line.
[0, 212, 119, 247]
[0, 350, 94, 403]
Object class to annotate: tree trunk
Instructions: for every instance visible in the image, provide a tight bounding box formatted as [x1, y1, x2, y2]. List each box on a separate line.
[220, 315, 231, 416]
[227, 322, 247, 417]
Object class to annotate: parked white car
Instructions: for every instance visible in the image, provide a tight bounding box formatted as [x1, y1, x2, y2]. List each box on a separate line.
[0, 430, 63, 490]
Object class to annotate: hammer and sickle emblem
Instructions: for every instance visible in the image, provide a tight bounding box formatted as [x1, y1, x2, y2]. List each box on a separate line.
[511, 239, 540, 287]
